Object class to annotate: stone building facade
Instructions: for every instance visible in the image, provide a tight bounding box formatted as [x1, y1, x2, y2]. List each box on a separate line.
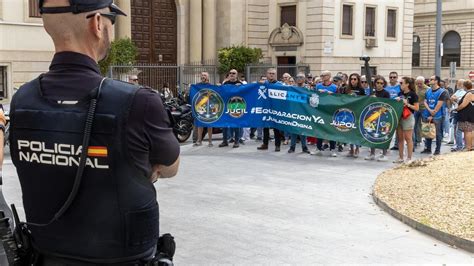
[0, 0, 54, 102]
[413, 0, 474, 80]
[0, 0, 415, 101]
[115, 0, 414, 79]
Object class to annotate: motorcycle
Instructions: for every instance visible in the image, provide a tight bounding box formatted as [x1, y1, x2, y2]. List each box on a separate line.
[162, 95, 194, 143]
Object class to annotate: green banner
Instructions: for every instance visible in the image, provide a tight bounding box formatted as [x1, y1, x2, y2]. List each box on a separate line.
[191, 83, 404, 149]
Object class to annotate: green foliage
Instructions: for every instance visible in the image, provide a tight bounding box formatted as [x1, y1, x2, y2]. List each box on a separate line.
[99, 38, 138, 75]
[217, 45, 263, 74]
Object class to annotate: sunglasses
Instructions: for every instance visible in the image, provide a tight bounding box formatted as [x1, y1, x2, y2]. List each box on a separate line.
[389, 76, 397, 79]
[376, 81, 384, 85]
[86, 12, 117, 25]
[229, 72, 237, 75]
[131, 79, 138, 81]
[351, 78, 358, 81]
[361, 81, 367, 83]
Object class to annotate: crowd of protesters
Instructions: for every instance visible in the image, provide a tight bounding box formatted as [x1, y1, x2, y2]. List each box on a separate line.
[192, 68, 474, 163]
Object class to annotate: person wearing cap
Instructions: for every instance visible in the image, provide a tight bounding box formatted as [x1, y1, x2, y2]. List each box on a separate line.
[8, 0, 180, 264]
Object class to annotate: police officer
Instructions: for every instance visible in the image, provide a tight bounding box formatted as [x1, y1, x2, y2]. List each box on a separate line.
[8, 0, 180, 264]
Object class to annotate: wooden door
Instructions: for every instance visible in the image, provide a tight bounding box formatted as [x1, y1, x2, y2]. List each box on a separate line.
[131, 0, 177, 64]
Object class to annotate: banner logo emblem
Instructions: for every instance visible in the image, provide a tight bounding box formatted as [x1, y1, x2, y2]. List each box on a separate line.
[193, 89, 225, 123]
[268, 89, 287, 100]
[359, 102, 397, 143]
[331, 108, 357, 132]
[258, 86, 267, 100]
[309, 94, 319, 108]
[226, 96, 248, 118]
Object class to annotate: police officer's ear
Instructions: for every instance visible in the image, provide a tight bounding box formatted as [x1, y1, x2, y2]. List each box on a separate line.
[87, 13, 105, 39]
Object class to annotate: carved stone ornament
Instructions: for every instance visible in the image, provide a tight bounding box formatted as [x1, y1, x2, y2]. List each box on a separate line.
[268, 23, 304, 47]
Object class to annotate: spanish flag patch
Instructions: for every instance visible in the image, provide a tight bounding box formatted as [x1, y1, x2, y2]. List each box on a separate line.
[88, 146, 108, 157]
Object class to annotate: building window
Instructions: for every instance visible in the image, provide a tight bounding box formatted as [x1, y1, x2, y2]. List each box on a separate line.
[365, 6, 376, 37]
[412, 35, 420, 67]
[29, 0, 41, 18]
[387, 9, 397, 38]
[280, 5, 296, 26]
[342, 4, 353, 36]
[0, 67, 7, 99]
[442, 31, 461, 67]
[361, 66, 377, 77]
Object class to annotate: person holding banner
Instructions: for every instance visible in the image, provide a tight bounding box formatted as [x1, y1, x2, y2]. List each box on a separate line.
[288, 73, 311, 154]
[365, 76, 391, 161]
[361, 75, 371, 96]
[311, 71, 338, 156]
[394, 77, 419, 163]
[345, 73, 366, 158]
[194, 72, 214, 147]
[219, 69, 243, 148]
[258, 68, 283, 152]
[386, 72, 401, 151]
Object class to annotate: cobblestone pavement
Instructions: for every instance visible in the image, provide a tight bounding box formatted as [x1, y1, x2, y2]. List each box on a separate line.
[2, 140, 473, 264]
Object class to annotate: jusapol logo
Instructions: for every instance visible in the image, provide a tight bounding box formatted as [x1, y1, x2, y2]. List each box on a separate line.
[331, 108, 357, 132]
[268, 89, 287, 100]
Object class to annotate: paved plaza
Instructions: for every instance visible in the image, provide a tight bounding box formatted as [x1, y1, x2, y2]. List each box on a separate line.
[1, 139, 473, 264]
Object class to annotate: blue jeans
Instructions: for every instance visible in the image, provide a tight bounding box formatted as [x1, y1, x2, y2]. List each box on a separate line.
[290, 134, 307, 149]
[452, 113, 464, 150]
[443, 111, 450, 135]
[413, 111, 423, 144]
[223, 127, 241, 143]
[423, 117, 443, 152]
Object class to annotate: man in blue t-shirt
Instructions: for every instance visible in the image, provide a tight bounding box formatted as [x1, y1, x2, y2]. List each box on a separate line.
[316, 70, 337, 94]
[312, 70, 338, 157]
[421, 75, 449, 155]
[386, 71, 401, 150]
[385, 71, 401, 99]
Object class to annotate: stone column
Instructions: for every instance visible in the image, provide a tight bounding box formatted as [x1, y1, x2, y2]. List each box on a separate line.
[115, 0, 132, 39]
[189, 0, 203, 63]
[202, 0, 216, 62]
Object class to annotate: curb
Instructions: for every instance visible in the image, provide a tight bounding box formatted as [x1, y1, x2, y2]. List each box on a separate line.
[372, 193, 474, 253]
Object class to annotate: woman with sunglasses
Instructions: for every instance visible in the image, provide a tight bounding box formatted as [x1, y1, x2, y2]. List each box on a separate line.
[394, 77, 419, 163]
[365, 76, 391, 161]
[344, 73, 366, 157]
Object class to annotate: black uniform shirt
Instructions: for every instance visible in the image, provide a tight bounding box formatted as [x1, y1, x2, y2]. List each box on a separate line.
[40, 52, 179, 176]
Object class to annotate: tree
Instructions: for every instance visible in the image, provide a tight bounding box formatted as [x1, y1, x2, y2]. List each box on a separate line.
[98, 38, 138, 75]
[217, 45, 263, 74]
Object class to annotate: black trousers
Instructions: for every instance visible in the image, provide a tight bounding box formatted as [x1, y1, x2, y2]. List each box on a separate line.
[316, 139, 336, 150]
[263, 128, 282, 147]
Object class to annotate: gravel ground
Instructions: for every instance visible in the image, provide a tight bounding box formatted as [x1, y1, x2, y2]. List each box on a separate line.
[374, 151, 474, 241]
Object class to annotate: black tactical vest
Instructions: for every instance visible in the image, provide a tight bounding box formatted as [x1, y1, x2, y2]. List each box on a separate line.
[9, 77, 159, 263]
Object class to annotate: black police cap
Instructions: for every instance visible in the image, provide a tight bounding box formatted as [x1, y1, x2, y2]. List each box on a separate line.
[39, 0, 126, 16]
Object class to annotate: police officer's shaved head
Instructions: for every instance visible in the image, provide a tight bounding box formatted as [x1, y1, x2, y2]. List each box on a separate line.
[41, 0, 126, 62]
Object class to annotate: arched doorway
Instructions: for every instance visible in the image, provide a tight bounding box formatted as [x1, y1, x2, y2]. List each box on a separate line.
[131, 0, 177, 64]
[442, 31, 461, 67]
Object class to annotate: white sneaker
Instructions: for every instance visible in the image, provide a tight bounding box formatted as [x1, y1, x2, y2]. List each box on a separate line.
[330, 150, 338, 157]
[310, 150, 323, 156]
[377, 155, 388, 162]
[393, 158, 404, 164]
[365, 154, 375, 160]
